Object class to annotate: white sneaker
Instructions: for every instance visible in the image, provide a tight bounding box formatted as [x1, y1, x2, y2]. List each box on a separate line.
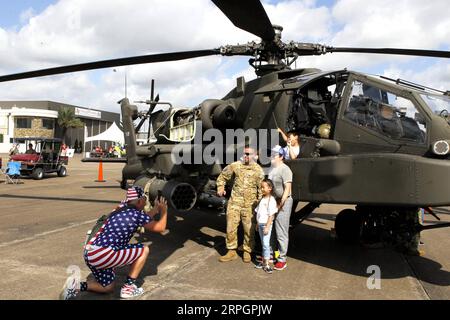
[120, 284, 144, 299]
[60, 278, 78, 300]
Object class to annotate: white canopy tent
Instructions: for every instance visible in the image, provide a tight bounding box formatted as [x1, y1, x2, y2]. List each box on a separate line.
[85, 121, 125, 146]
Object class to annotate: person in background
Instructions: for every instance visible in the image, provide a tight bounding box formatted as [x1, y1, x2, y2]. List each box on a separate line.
[108, 145, 114, 157]
[25, 143, 36, 154]
[114, 144, 125, 158]
[395, 208, 424, 256]
[61, 143, 68, 157]
[9, 144, 19, 156]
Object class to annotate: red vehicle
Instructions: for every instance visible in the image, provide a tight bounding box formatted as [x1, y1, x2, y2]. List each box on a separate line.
[10, 138, 69, 180]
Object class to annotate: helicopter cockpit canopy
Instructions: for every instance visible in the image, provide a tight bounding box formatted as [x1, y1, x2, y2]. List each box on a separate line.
[278, 70, 348, 138]
[421, 94, 450, 124]
[345, 78, 427, 143]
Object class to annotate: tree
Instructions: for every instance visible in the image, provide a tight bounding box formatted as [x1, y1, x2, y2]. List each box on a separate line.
[58, 108, 84, 144]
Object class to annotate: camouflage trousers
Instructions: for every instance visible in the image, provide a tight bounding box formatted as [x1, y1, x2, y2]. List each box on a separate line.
[395, 209, 421, 254]
[225, 199, 257, 254]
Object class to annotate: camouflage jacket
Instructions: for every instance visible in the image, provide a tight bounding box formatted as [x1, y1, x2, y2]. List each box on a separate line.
[217, 161, 264, 204]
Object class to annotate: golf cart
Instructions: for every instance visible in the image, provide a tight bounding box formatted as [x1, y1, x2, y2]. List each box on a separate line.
[10, 138, 69, 180]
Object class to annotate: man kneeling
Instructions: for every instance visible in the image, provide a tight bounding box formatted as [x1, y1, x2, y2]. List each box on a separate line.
[61, 186, 168, 299]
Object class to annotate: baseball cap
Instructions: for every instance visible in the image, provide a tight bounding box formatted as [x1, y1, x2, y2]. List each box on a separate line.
[125, 186, 145, 202]
[271, 145, 287, 158]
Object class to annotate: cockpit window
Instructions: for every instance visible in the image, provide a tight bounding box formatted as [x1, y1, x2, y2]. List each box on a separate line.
[421, 94, 450, 122]
[344, 81, 426, 143]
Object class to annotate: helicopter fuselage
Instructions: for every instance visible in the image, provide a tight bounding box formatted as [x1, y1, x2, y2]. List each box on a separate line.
[120, 68, 450, 211]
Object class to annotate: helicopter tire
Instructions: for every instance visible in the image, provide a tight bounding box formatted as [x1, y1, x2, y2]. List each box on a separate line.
[335, 209, 362, 243]
[32, 167, 44, 180]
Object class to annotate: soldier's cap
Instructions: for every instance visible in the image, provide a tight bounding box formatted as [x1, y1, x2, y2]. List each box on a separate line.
[125, 186, 145, 202]
[271, 145, 287, 159]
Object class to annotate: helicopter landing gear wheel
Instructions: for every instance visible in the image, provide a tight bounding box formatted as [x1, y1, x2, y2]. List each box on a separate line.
[335, 209, 362, 243]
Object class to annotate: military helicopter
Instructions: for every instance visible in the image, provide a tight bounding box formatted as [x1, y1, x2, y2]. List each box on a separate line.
[1, 0, 450, 246]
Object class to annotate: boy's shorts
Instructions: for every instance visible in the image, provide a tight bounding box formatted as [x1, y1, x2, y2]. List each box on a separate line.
[84, 243, 145, 287]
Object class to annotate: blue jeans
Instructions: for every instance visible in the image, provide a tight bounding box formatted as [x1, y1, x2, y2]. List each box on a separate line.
[258, 223, 272, 260]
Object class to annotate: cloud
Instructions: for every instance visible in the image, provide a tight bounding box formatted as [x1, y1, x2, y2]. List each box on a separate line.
[19, 8, 36, 25]
[383, 61, 450, 92]
[332, 0, 450, 48]
[265, 0, 333, 42]
[0, 0, 252, 73]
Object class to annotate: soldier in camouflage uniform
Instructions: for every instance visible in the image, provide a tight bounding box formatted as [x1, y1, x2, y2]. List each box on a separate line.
[216, 147, 264, 263]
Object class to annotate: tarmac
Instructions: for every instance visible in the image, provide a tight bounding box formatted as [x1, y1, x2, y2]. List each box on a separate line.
[0, 154, 449, 300]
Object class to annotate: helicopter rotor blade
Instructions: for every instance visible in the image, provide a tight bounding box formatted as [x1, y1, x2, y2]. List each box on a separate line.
[146, 94, 160, 139]
[211, 0, 275, 42]
[149, 94, 160, 115]
[135, 94, 160, 134]
[150, 79, 155, 101]
[135, 117, 147, 134]
[327, 47, 450, 58]
[0, 49, 221, 83]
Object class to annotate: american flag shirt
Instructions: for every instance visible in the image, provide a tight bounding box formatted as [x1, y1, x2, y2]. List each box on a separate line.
[91, 206, 152, 249]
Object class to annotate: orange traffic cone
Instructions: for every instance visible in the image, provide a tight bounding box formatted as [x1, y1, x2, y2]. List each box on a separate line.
[95, 160, 106, 182]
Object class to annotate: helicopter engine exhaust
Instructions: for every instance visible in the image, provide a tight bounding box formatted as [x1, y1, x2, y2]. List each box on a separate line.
[136, 178, 198, 212]
[200, 99, 237, 129]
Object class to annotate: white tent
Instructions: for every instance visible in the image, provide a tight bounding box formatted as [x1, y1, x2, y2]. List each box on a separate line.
[85, 121, 124, 145]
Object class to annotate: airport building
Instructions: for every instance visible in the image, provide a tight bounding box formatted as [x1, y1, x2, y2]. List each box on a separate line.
[0, 101, 120, 154]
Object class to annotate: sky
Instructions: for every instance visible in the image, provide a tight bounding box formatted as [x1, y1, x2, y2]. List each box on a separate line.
[0, 0, 449, 117]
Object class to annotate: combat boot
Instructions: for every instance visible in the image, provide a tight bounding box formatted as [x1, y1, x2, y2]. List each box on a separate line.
[219, 250, 238, 262]
[243, 252, 252, 263]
